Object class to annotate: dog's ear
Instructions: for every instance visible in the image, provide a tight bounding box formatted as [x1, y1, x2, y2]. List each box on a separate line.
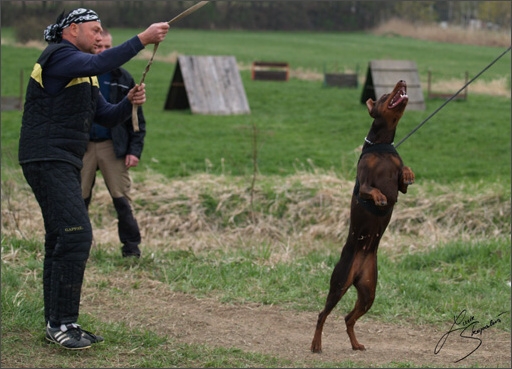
[366, 98, 375, 116]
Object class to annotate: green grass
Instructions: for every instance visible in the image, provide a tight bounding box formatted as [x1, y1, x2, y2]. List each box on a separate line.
[1, 28, 510, 183]
[98, 238, 510, 326]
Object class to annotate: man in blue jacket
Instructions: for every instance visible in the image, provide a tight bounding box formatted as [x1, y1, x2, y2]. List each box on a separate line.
[82, 29, 145, 258]
[18, 8, 169, 350]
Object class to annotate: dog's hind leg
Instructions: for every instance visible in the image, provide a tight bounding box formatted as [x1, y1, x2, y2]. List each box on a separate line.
[311, 248, 355, 353]
[344, 255, 378, 350]
[311, 286, 348, 353]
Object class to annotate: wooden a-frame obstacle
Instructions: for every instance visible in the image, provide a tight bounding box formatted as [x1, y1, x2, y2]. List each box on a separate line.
[164, 55, 250, 115]
[360, 60, 425, 110]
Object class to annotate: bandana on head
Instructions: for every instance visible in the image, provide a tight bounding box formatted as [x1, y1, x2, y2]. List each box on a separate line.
[44, 8, 101, 43]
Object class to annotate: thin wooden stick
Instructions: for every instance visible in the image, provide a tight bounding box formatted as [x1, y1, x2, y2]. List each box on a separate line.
[132, 1, 209, 132]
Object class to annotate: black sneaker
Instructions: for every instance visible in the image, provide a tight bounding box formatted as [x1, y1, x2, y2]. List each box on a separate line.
[46, 323, 91, 350]
[81, 328, 104, 344]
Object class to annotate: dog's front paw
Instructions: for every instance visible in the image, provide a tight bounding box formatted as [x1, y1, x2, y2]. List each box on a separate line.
[372, 193, 388, 206]
[402, 166, 415, 185]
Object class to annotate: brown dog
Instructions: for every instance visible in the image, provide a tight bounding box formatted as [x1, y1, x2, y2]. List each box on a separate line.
[311, 80, 414, 353]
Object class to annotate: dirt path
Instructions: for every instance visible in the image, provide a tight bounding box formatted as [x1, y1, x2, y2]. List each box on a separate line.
[82, 273, 511, 368]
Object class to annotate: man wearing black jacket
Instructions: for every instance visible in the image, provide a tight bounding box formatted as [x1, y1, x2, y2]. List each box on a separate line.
[18, 8, 168, 350]
[82, 29, 145, 258]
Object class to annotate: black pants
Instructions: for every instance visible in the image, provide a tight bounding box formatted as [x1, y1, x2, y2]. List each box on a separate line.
[22, 161, 92, 326]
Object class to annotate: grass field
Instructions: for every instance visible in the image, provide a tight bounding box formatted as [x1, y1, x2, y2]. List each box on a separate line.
[1, 27, 511, 368]
[1, 28, 511, 182]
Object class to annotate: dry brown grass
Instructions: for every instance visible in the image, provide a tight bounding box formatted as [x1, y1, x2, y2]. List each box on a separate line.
[429, 76, 511, 98]
[372, 18, 511, 48]
[2, 168, 509, 257]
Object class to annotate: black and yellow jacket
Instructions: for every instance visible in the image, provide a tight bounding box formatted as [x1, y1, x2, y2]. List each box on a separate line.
[19, 43, 100, 169]
[19, 37, 143, 169]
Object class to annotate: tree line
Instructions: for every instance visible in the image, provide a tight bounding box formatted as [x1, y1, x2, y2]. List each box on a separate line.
[2, 1, 510, 43]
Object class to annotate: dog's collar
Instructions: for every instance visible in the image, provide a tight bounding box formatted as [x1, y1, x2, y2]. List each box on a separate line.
[360, 141, 398, 159]
[364, 137, 394, 146]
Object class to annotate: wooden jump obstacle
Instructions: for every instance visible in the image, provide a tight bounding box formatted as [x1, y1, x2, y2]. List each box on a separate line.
[323, 73, 358, 88]
[323, 63, 359, 88]
[251, 61, 289, 81]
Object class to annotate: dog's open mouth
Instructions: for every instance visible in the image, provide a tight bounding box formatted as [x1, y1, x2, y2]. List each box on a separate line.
[388, 86, 408, 109]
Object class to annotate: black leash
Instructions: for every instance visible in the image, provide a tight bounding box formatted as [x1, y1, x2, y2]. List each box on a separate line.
[395, 45, 511, 148]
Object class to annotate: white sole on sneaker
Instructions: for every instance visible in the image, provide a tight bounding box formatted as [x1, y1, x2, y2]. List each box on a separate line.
[45, 334, 91, 350]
